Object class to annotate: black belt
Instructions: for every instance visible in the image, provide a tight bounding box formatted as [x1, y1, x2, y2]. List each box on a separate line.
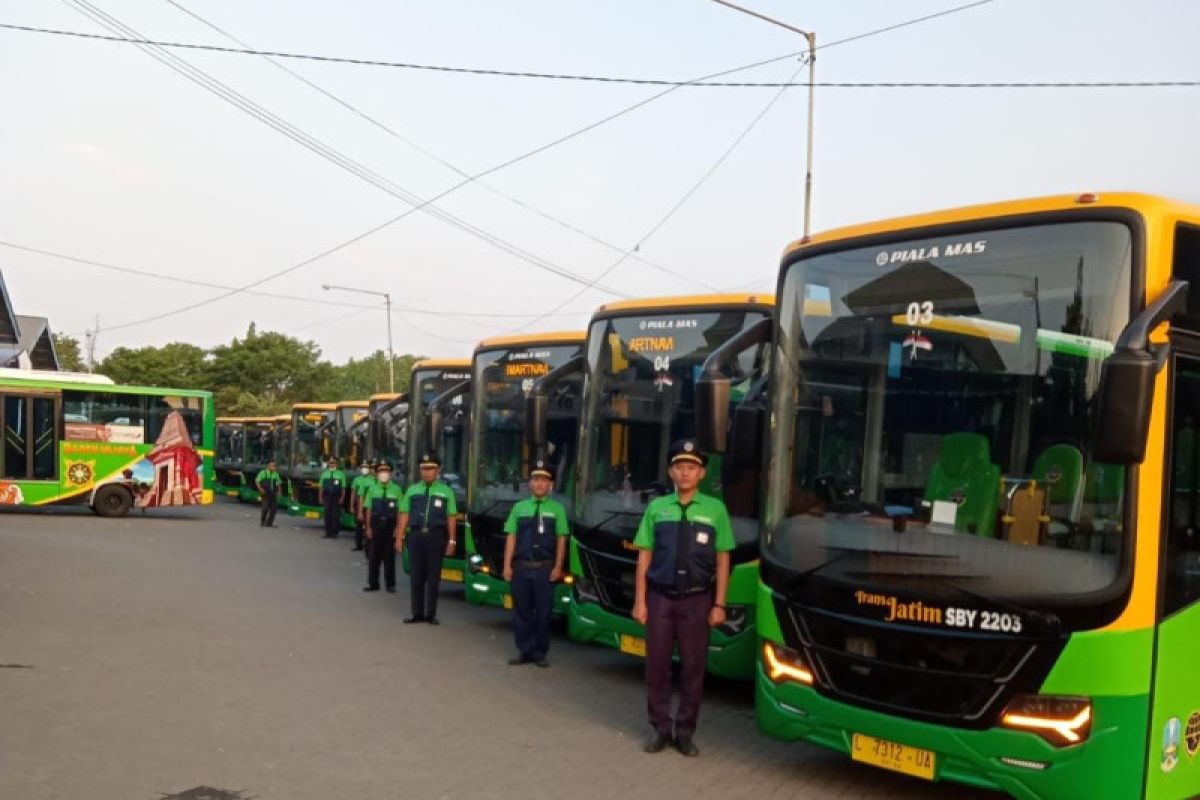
[410, 527, 447, 535]
[649, 584, 713, 600]
[515, 559, 551, 569]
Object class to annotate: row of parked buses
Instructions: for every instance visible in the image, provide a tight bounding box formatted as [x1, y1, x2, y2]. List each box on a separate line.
[209, 193, 1200, 800]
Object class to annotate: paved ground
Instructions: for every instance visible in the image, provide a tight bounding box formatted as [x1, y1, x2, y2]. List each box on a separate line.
[0, 500, 1004, 800]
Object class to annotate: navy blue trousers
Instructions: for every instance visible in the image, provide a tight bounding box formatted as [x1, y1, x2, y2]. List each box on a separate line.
[512, 562, 553, 660]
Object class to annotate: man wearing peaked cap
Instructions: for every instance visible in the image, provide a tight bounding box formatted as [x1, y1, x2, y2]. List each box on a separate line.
[350, 459, 377, 552]
[502, 457, 570, 667]
[396, 451, 458, 624]
[632, 439, 733, 758]
[362, 461, 402, 593]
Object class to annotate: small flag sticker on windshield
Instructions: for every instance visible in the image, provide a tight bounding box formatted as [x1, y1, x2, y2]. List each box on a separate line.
[903, 331, 933, 359]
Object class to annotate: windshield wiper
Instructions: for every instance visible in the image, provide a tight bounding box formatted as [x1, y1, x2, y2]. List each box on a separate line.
[931, 575, 1062, 635]
[473, 499, 514, 518]
[584, 510, 641, 536]
[785, 547, 953, 589]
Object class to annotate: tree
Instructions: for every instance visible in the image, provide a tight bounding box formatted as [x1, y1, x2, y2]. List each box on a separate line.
[332, 351, 421, 398]
[207, 324, 336, 406]
[97, 342, 208, 388]
[51, 332, 85, 372]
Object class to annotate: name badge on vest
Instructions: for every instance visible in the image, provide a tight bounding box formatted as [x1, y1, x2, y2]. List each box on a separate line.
[696, 532, 709, 545]
[434, 499, 443, 508]
[388, 501, 396, 509]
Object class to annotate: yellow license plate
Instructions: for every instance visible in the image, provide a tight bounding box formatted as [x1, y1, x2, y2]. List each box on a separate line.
[441, 568, 464, 583]
[304, 511, 320, 519]
[619, 634, 646, 657]
[503, 594, 513, 610]
[225, 490, 238, 497]
[851, 733, 936, 781]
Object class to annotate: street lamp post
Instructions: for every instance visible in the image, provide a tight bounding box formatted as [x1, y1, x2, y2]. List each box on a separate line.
[711, 0, 816, 239]
[321, 283, 395, 393]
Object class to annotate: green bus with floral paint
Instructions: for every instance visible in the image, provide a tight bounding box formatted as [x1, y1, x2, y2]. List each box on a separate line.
[0, 368, 214, 516]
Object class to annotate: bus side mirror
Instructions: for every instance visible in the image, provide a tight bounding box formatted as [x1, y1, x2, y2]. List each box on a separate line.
[728, 402, 765, 469]
[1093, 351, 1156, 464]
[526, 392, 548, 449]
[426, 407, 442, 452]
[696, 376, 731, 453]
[1092, 280, 1188, 464]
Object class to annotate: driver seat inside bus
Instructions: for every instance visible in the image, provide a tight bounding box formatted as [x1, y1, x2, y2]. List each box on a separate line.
[1033, 443, 1085, 539]
[923, 432, 1000, 537]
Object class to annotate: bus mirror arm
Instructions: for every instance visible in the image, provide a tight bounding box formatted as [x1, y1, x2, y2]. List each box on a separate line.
[696, 317, 773, 453]
[425, 380, 471, 453]
[525, 355, 584, 452]
[1093, 280, 1189, 464]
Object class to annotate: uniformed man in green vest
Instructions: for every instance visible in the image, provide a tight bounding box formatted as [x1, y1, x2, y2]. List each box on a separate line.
[502, 458, 569, 667]
[632, 439, 734, 758]
[396, 452, 457, 624]
[362, 461, 403, 593]
[256, 459, 282, 528]
[319, 457, 347, 539]
[350, 459, 376, 552]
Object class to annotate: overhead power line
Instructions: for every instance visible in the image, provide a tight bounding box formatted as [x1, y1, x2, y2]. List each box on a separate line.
[47, 0, 997, 337]
[161, 0, 715, 292]
[0, 239, 591, 319]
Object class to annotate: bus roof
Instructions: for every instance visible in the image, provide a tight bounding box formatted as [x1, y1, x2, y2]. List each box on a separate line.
[413, 358, 471, 371]
[216, 417, 245, 424]
[273, 414, 291, 423]
[369, 392, 404, 402]
[292, 402, 338, 412]
[242, 416, 276, 425]
[782, 191, 1200, 260]
[335, 400, 370, 409]
[0, 370, 209, 398]
[594, 293, 774, 317]
[473, 331, 586, 352]
[0, 367, 114, 385]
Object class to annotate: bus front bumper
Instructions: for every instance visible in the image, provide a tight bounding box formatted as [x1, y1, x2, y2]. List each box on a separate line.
[567, 593, 756, 680]
[464, 562, 572, 615]
[756, 659, 1147, 800]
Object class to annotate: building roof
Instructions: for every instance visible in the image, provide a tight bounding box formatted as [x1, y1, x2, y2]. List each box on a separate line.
[14, 315, 59, 370]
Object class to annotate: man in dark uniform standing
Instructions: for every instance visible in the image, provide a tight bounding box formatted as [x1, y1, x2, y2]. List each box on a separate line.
[396, 452, 458, 624]
[350, 460, 376, 552]
[362, 461, 403, 594]
[502, 458, 569, 667]
[255, 458, 282, 527]
[632, 439, 734, 758]
[319, 457, 347, 539]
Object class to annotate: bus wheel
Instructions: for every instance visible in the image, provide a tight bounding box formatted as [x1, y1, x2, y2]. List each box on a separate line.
[93, 485, 133, 518]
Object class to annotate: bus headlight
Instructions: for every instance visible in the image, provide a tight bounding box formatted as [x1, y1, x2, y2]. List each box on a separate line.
[468, 554, 485, 574]
[562, 574, 575, 585]
[715, 604, 748, 637]
[763, 641, 814, 686]
[1000, 695, 1092, 746]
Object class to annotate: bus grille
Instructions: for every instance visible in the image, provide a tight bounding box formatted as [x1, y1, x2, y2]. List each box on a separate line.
[778, 599, 1063, 728]
[293, 482, 320, 507]
[578, 542, 637, 614]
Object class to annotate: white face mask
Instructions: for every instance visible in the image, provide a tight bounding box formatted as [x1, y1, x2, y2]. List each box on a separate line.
[378, 472, 391, 484]
[360, 467, 370, 476]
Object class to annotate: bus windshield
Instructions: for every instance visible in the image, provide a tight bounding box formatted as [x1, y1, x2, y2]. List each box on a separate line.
[371, 400, 408, 474]
[244, 424, 273, 467]
[409, 367, 470, 493]
[471, 343, 582, 514]
[293, 410, 333, 477]
[767, 220, 1133, 613]
[578, 308, 768, 544]
[216, 426, 239, 465]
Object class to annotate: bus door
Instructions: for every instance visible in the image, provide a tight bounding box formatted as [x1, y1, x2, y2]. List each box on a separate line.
[1, 390, 59, 483]
[1148, 350, 1200, 798]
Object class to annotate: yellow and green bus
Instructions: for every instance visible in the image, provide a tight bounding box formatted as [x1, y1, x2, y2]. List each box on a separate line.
[215, 416, 244, 497]
[0, 368, 213, 516]
[464, 331, 586, 611]
[366, 392, 408, 479]
[333, 400, 370, 526]
[406, 358, 472, 582]
[237, 416, 280, 504]
[712, 193, 1200, 799]
[288, 401, 338, 519]
[565, 294, 773, 679]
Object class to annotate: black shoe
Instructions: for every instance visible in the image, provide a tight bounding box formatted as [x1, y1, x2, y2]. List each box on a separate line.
[673, 736, 699, 757]
[426, 617, 439, 625]
[644, 732, 672, 754]
[403, 616, 424, 624]
[363, 586, 380, 592]
[386, 587, 396, 593]
[536, 659, 550, 668]
[351, 545, 364, 551]
[508, 656, 532, 666]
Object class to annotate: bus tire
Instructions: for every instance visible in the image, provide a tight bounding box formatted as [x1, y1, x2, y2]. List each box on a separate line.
[93, 485, 133, 518]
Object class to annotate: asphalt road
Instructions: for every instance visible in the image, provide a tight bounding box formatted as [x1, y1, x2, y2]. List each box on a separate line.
[0, 500, 1003, 800]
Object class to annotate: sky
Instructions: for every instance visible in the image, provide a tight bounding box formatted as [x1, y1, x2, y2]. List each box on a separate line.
[1, 0, 1199, 365]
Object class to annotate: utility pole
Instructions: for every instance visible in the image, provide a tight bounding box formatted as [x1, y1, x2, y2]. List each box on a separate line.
[322, 285, 395, 393]
[711, 0, 816, 239]
[84, 315, 100, 372]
